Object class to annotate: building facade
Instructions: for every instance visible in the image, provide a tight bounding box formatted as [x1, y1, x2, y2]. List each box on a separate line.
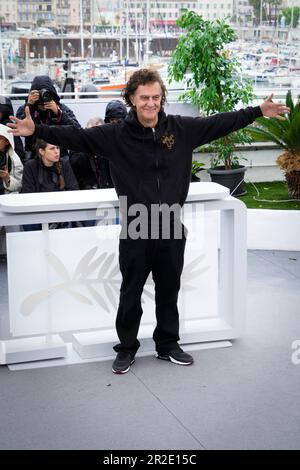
[0, 0, 18, 27]
[14, 1, 293, 31]
[16, 1, 236, 29]
[18, 0, 54, 27]
[124, 1, 234, 26]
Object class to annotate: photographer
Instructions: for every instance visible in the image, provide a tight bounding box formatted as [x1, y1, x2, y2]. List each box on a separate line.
[0, 124, 23, 195]
[16, 75, 81, 161]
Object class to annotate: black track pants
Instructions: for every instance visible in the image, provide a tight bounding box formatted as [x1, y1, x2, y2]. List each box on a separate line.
[114, 233, 186, 355]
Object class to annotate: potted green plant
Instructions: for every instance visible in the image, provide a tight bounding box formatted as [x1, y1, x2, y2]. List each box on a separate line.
[168, 10, 253, 196]
[247, 90, 300, 199]
[191, 160, 205, 182]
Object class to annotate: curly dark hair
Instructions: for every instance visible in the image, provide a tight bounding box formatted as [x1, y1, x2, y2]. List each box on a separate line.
[122, 69, 167, 109]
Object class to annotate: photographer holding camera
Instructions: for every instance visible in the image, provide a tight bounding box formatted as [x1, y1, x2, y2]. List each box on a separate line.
[0, 124, 23, 195]
[16, 75, 81, 161]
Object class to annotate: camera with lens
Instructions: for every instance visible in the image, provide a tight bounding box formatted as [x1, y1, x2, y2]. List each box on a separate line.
[37, 88, 53, 104]
[0, 151, 7, 170]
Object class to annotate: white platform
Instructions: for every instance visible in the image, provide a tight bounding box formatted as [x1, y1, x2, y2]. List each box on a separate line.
[0, 335, 67, 365]
[0, 183, 245, 365]
[8, 340, 232, 371]
[72, 318, 237, 360]
[72, 326, 155, 359]
[0, 182, 229, 214]
[70, 322, 208, 360]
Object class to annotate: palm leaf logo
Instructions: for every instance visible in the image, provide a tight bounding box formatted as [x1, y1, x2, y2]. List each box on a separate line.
[20, 247, 120, 316]
[20, 248, 210, 316]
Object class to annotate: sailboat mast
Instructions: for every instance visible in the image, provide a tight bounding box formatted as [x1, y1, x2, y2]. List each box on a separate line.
[119, 0, 123, 62]
[145, 0, 150, 64]
[135, 0, 138, 63]
[80, 0, 84, 57]
[126, 0, 129, 61]
[90, 0, 94, 58]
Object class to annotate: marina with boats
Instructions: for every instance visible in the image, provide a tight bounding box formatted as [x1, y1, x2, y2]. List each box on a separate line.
[1, 19, 300, 100]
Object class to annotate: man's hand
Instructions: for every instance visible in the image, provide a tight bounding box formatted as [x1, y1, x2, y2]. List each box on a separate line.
[260, 94, 290, 120]
[42, 100, 59, 115]
[8, 106, 35, 137]
[27, 90, 40, 106]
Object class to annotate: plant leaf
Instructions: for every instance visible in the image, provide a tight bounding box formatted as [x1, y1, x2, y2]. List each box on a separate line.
[247, 126, 287, 148]
[66, 287, 93, 305]
[183, 265, 210, 281]
[48, 251, 71, 281]
[181, 284, 197, 292]
[104, 283, 118, 309]
[110, 282, 120, 296]
[143, 289, 155, 301]
[98, 253, 115, 279]
[184, 254, 205, 272]
[72, 246, 99, 281]
[86, 284, 110, 312]
[107, 263, 120, 280]
[20, 288, 51, 316]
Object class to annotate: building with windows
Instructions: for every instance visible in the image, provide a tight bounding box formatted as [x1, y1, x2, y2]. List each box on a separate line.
[0, 0, 18, 28]
[124, 1, 234, 27]
[54, 1, 71, 30]
[13, 1, 258, 32]
[234, 0, 254, 25]
[16, 1, 236, 30]
[18, 0, 54, 27]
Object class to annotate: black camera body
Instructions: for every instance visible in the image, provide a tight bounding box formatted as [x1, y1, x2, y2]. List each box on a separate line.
[0, 151, 7, 170]
[37, 88, 53, 104]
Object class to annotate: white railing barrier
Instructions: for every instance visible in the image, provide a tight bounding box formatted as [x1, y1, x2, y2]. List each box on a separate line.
[0, 182, 246, 364]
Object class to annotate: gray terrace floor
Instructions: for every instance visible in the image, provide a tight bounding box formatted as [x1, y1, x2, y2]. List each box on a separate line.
[0, 249, 300, 450]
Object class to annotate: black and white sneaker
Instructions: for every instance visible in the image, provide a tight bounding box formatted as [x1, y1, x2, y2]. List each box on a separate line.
[112, 352, 135, 374]
[156, 347, 194, 366]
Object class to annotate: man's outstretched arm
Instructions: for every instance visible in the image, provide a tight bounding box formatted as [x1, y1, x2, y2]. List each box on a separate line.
[185, 94, 290, 149]
[8, 105, 113, 159]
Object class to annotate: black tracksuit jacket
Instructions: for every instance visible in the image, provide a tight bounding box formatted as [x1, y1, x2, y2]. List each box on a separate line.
[34, 106, 262, 211]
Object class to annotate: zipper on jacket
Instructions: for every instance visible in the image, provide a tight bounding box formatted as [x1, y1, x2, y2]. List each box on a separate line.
[152, 128, 162, 210]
